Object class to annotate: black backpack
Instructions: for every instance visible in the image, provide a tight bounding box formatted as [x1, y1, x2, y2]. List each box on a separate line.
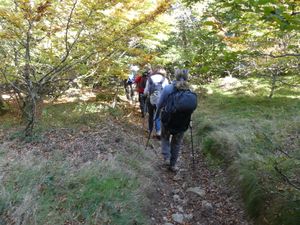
[161, 86, 197, 134]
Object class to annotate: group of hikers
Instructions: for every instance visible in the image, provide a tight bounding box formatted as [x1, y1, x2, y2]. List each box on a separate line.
[124, 65, 197, 172]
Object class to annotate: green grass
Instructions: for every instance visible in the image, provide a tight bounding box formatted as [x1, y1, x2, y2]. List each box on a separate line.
[40, 102, 121, 129]
[0, 102, 126, 143]
[0, 150, 149, 225]
[194, 76, 300, 225]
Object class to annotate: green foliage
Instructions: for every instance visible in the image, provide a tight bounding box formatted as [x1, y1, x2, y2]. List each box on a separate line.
[163, 0, 300, 88]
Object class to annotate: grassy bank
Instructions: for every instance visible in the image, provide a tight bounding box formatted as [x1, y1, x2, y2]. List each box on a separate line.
[195, 77, 300, 225]
[0, 101, 154, 225]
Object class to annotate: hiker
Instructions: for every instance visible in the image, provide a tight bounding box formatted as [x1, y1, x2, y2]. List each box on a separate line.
[135, 70, 149, 117]
[123, 72, 135, 101]
[144, 66, 169, 138]
[155, 69, 197, 172]
[124, 65, 139, 102]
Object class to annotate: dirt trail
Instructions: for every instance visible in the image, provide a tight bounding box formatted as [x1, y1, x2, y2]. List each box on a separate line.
[134, 104, 252, 225]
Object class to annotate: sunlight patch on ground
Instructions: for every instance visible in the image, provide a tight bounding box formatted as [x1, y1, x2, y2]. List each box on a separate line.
[1, 94, 12, 100]
[218, 76, 242, 91]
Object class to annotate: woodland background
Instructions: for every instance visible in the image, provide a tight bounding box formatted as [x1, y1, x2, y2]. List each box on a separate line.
[0, 0, 299, 224]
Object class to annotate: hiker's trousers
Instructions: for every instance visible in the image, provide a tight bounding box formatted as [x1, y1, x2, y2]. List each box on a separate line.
[138, 93, 147, 116]
[147, 100, 161, 133]
[161, 124, 184, 167]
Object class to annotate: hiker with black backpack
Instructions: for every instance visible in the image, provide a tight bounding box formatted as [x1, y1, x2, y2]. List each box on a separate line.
[135, 70, 149, 118]
[144, 66, 169, 139]
[155, 69, 197, 172]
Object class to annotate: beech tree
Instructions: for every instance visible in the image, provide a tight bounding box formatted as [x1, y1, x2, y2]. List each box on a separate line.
[0, 0, 172, 136]
[163, 0, 300, 89]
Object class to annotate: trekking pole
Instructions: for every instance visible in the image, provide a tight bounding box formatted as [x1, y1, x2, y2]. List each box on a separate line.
[189, 121, 195, 168]
[145, 129, 152, 151]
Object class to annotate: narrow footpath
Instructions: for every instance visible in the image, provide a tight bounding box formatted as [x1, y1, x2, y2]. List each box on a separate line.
[134, 103, 252, 225]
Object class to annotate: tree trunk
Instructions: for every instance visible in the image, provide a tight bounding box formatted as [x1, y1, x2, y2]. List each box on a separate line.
[0, 95, 4, 110]
[23, 20, 36, 137]
[22, 92, 37, 137]
[269, 73, 277, 99]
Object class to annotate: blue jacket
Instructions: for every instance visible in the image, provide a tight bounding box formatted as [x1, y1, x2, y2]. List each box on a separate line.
[154, 81, 177, 120]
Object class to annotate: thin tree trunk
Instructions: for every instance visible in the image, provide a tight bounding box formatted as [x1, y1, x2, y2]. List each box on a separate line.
[0, 95, 4, 110]
[269, 73, 277, 99]
[23, 20, 37, 137]
[111, 85, 120, 108]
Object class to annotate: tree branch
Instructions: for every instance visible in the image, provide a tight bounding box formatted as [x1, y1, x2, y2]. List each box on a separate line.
[40, 8, 93, 83]
[274, 163, 300, 191]
[291, 11, 300, 16]
[261, 53, 300, 58]
[276, 79, 300, 88]
[65, 0, 78, 53]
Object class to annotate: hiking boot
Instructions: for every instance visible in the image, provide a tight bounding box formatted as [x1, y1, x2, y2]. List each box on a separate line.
[156, 130, 161, 140]
[163, 158, 170, 166]
[169, 165, 179, 172]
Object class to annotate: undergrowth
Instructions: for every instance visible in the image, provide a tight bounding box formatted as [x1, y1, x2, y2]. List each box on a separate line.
[0, 143, 153, 225]
[0, 99, 153, 225]
[195, 76, 300, 225]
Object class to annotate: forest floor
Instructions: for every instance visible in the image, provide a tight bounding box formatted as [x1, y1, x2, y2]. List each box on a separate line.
[0, 96, 252, 225]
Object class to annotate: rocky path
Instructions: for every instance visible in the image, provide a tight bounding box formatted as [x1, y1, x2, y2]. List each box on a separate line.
[137, 111, 252, 225]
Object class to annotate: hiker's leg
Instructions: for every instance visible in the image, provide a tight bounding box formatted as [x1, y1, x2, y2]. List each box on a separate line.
[124, 80, 130, 100]
[139, 93, 145, 116]
[170, 132, 184, 167]
[161, 124, 171, 160]
[147, 102, 154, 132]
[153, 105, 161, 134]
[142, 95, 148, 114]
[129, 83, 134, 100]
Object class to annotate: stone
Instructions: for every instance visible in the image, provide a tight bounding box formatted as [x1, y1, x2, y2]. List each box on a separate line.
[172, 189, 180, 195]
[177, 206, 184, 213]
[173, 175, 182, 181]
[172, 213, 184, 224]
[184, 213, 193, 221]
[173, 194, 181, 203]
[186, 187, 206, 197]
[201, 200, 213, 216]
